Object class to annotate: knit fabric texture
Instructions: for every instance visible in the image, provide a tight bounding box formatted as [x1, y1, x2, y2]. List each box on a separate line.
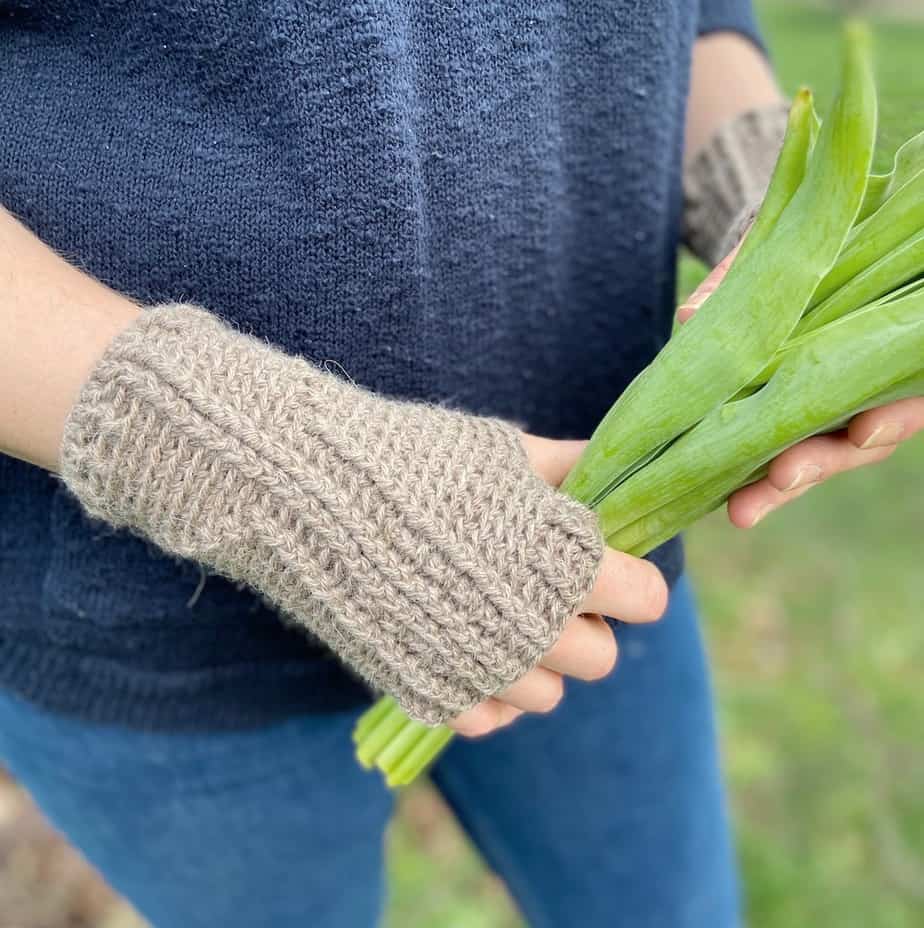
[0, 0, 765, 729]
[60, 305, 603, 724]
[683, 102, 791, 266]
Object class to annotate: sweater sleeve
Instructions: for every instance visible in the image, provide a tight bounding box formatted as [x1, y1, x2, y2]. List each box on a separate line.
[697, 0, 767, 52]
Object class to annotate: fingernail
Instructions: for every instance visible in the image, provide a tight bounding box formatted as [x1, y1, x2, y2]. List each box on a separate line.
[783, 464, 823, 491]
[751, 504, 774, 527]
[860, 422, 905, 449]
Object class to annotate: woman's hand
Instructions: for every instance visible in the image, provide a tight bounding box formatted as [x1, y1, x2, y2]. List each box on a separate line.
[675, 249, 924, 531]
[724, 397, 924, 527]
[448, 434, 669, 737]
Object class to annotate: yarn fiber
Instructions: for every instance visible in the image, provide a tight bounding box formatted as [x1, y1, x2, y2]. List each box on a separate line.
[683, 102, 792, 267]
[60, 305, 603, 724]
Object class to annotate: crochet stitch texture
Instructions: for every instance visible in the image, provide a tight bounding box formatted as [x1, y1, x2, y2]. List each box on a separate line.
[684, 102, 791, 266]
[60, 305, 603, 724]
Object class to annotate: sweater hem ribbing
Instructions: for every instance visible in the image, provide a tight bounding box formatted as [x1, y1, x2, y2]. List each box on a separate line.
[0, 634, 372, 731]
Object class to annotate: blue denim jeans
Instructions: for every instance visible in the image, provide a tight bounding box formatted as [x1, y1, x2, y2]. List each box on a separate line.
[0, 577, 739, 927]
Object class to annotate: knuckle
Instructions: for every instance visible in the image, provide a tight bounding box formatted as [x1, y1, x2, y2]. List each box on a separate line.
[450, 718, 477, 737]
[577, 628, 618, 681]
[590, 636, 619, 680]
[452, 705, 496, 738]
[536, 678, 564, 713]
[460, 718, 496, 738]
[638, 563, 669, 620]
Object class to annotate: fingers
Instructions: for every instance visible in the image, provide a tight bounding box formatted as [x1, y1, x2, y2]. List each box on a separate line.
[766, 431, 897, 495]
[519, 433, 588, 487]
[457, 430, 680, 737]
[728, 400, 923, 529]
[449, 699, 523, 738]
[675, 237, 744, 325]
[498, 666, 565, 713]
[727, 472, 824, 529]
[727, 431, 897, 528]
[448, 613, 621, 735]
[580, 548, 668, 623]
[847, 397, 924, 450]
[449, 615, 619, 736]
[449, 581, 657, 737]
[540, 612, 618, 681]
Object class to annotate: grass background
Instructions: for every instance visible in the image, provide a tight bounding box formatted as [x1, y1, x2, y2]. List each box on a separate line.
[388, 5, 924, 926]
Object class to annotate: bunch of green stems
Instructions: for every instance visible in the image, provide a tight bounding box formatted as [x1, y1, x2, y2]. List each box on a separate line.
[355, 22, 924, 788]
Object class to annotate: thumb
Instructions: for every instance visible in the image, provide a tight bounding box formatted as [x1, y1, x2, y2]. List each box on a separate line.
[675, 234, 746, 326]
[519, 433, 589, 488]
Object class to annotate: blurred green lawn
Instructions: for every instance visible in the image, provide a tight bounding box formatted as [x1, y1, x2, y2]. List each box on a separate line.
[387, 5, 924, 926]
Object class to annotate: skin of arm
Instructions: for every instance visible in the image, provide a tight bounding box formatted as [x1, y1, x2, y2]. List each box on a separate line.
[680, 33, 924, 527]
[684, 31, 785, 165]
[0, 206, 140, 470]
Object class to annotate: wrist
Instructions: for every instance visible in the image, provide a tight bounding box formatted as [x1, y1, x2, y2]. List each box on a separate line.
[5, 293, 140, 473]
[42, 296, 141, 472]
[682, 102, 790, 267]
[0, 206, 140, 471]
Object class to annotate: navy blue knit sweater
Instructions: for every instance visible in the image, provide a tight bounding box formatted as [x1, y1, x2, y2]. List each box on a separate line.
[0, 1, 763, 729]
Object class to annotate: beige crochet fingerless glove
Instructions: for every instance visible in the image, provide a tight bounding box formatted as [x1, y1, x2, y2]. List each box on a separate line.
[60, 305, 603, 724]
[683, 102, 791, 267]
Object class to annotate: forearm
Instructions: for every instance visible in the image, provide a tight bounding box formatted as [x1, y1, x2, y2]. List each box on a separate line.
[684, 32, 784, 162]
[0, 206, 139, 470]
